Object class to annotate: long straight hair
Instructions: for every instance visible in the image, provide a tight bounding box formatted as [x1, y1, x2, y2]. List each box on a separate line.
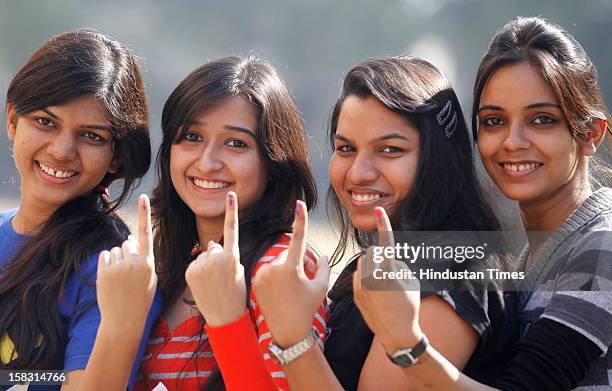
[150, 55, 317, 390]
[0, 29, 150, 368]
[328, 57, 501, 293]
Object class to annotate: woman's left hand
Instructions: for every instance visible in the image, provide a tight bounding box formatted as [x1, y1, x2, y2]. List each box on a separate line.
[252, 200, 330, 347]
[353, 206, 423, 354]
[185, 191, 247, 327]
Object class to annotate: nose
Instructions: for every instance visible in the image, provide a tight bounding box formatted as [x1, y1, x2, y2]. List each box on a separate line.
[347, 151, 379, 184]
[502, 122, 531, 151]
[46, 131, 77, 161]
[196, 143, 224, 173]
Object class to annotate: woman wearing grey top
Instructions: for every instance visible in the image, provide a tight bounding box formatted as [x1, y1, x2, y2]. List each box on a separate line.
[352, 16, 612, 390]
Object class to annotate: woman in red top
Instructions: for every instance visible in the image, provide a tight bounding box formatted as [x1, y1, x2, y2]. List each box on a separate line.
[133, 55, 326, 391]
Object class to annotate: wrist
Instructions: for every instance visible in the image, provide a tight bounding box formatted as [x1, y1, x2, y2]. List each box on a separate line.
[98, 320, 142, 343]
[383, 325, 423, 356]
[203, 305, 247, 327]
[270, 326, 312, 349]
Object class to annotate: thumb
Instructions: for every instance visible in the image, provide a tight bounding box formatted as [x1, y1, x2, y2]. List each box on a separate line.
[311, 256, 330, 288]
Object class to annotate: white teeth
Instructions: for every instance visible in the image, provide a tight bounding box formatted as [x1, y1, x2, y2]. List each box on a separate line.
[352, 193, 382, 202]
[38, 162, 76, 178]
[193, 178, 231, 189]
[503, 163, 540, 172]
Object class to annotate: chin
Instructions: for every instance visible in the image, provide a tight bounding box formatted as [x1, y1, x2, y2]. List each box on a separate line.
[350, 213, 378, 232]
[497, 185, 543, 203]
[190, 205, 225, 220]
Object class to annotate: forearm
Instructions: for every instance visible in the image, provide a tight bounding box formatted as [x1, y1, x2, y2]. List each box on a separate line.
[397, 346, 496, 391]
[64, 321, 142, 391]
[283, 346, 344, 391]
[206, 310, 277, 391]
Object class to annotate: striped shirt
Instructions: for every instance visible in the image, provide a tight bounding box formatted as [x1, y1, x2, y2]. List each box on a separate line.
[134, 234, 327, 390]
[516, 188, 612, 389]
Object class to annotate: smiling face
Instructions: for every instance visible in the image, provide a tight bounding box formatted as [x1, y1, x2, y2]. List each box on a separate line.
[476, 62, 590, 205]
[329, 95, 420, 231]
[170, 95, 268, 229]
[7, 94, 118, 214]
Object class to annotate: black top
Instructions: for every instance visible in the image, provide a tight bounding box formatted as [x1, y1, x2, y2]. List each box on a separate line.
[494, 318, 603, 391]
[324, 259, 518, 391]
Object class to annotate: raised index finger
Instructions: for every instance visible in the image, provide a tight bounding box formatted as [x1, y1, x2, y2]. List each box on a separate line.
[375, 206, 394, 249]
[223, 191, 239, 257]
[286, 200, 308, 269]
[138, 194, 154, 263]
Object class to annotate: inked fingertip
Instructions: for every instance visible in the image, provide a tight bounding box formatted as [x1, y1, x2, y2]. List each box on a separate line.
[374, 207, 383, 218]
[227, 191, 236, 206]
[295, 200, 305, 216]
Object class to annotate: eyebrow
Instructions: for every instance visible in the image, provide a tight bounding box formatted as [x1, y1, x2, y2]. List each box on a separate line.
[478, 102, 561, 113]
[189, 120, 257, 140]
[41, 108, 112, 131]
[334, 132, 412, 143]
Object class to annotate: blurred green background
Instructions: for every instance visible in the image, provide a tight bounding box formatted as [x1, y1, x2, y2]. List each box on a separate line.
[1, 0, 611, 265]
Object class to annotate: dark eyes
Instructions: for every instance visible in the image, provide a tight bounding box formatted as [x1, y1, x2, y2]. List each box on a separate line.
[82, 131, 104, 142]
[183, 132, 203, 142]
[532, 115, 554, 125]
[334, 145, 404, 154]
[35, 117, 106, 143]
[182, 132, 247, 148]
[226, 139, 247, 148]
[482, 115, 555, 127]
[35, 117, 55, 128]
[380, 146, 403, 153]
[335, 145, 353, 153]
[482, 117, 504, 126]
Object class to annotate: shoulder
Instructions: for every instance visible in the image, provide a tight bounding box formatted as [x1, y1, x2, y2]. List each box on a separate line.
[0, 209, 16, 223]
[0, 209, 17, 228]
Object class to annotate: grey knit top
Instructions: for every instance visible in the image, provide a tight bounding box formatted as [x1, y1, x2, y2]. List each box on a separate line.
[516, 187, 612, 390]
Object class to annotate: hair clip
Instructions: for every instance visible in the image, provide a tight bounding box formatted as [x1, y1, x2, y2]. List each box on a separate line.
[191, 242, 202, 256]
[436, 100, 457, 139]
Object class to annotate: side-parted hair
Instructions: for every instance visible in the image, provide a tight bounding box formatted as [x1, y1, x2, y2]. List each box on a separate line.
[472, 16, 611, 141]
[328, 56, 500, 267]
[0, 29, 150, 368]
[150, 55, 316, 390]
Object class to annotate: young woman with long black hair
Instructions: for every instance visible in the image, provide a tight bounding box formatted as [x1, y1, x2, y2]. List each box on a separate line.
[250, 56, 514, 390]
[354, 16, 612, 390]
[0, 29, 160, 390]
[134, 55, 326, 391]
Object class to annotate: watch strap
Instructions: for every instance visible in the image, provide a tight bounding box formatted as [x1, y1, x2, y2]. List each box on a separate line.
[388, 333, 429, 368]
[267, 327, 321, 366]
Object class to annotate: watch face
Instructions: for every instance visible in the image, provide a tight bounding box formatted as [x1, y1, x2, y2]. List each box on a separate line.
[392, 352, 416, 368]
[267, 343, 286, 365]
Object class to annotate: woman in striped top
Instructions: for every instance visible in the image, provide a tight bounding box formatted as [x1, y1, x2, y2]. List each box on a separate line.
[133, 55, 326, 391]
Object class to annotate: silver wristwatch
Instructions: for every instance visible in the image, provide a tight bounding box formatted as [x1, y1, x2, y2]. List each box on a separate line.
[267, 327, 321, 366]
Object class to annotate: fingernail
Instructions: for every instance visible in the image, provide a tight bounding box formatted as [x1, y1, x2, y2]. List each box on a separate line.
[228, 192, 235, 206]
[140, 195, 146, 209]
[295, 200, 303, 216]
[374, 207, 383, 218]
[102, 251, 111, 265]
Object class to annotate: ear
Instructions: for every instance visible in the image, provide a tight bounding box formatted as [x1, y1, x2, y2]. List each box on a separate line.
[6, 103, 18, 141]
[579, 119, 607, 157]
[107, 145, 121, 174]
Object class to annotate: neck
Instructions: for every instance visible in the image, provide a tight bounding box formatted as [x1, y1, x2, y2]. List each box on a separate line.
[12, 197, 58, 235]
[519, 170, 591, 253]
[195, 216, 224, 247]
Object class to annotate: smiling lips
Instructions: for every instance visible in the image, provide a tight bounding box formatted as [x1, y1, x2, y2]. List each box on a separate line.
[499, 161, 543, 176]
[349, 190, 388, 206]
[191, 177, 233, 190]
[37, 161, 78, 179]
